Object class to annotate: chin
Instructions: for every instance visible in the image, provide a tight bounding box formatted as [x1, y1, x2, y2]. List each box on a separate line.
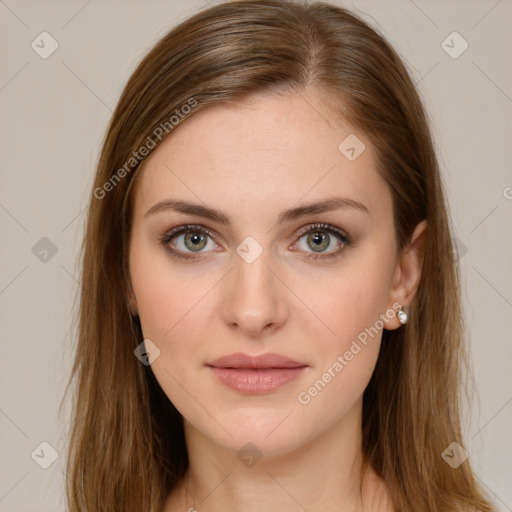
[189, 407, 312, 458]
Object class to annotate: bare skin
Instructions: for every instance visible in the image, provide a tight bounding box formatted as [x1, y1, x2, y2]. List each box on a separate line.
[127, 88, 427, 511]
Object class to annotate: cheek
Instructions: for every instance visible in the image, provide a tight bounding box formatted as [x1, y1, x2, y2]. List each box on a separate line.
[130, 254, 215, 419]
[293, 270, 389, 423]
[129, 238, 214, 346]
[291, 247, 393, 409]
[300, 254, 393, 352]
[295, 340, 379, 437]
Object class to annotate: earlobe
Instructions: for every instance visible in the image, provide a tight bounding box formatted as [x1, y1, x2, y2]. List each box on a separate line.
[384, 220, 428, 330]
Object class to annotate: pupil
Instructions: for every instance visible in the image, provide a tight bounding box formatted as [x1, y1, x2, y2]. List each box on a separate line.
[185, 232, 206, 251]
[308, 232, 329, 252]
[312, 233, 323, 245]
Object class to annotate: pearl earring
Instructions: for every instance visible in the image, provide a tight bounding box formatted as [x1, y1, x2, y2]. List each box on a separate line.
[397, 306, 408, 325]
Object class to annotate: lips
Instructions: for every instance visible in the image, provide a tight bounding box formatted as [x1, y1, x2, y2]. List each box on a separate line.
[206, 352, 309, 394]
[208, 352, 307, 369]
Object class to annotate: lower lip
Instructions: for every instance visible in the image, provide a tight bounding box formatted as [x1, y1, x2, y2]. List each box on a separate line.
[208, 366, 307, 394]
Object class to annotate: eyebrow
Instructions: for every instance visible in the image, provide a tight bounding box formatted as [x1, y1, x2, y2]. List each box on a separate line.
[145, 196, 369, 224]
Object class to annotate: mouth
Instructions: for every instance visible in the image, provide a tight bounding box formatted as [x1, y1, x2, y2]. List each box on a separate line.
[206, 352, 309, 394]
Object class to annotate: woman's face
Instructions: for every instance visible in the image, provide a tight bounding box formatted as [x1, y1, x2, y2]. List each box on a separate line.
[128, 89, 417, 456]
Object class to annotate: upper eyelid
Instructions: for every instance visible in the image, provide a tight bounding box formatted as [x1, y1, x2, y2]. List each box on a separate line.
[294, 223, 348, 239]
[164, 224, 219, 243]
[164, 222, 348, 247]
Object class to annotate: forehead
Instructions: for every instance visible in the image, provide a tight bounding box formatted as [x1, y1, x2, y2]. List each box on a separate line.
[132, 90, 391, 223]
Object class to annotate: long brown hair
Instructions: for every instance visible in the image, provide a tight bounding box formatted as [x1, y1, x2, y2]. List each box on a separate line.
[63, 1, 496, 510]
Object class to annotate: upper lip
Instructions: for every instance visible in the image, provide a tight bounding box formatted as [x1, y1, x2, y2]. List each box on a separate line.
[207, 352, 308, 369]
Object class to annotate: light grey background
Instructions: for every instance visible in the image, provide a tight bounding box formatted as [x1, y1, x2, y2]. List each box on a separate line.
[0, 1, 511, 510]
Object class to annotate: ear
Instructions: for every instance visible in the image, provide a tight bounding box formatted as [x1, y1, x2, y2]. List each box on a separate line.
[383, 220, 428, 330]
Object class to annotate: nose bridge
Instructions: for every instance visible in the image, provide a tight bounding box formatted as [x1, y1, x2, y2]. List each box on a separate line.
[222, 244, 287, 334]
[235, 250, 273, 295]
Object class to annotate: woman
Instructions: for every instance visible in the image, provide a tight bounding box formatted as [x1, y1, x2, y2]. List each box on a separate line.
[64, 1, 496, 510]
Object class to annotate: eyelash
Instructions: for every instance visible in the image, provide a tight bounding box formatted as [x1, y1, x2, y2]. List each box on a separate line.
[159, 223, 351, 262]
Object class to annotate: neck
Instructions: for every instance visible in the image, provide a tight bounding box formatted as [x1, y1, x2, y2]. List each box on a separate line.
[165, 397, 392, 512]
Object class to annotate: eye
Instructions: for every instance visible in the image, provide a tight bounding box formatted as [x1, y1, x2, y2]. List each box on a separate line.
[160, 224, 219, 260]
[160, 222, 351, 262]
[291, 223, 350, 261]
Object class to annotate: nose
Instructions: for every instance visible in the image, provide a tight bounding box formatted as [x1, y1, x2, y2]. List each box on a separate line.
[222, 249, 288, 338]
